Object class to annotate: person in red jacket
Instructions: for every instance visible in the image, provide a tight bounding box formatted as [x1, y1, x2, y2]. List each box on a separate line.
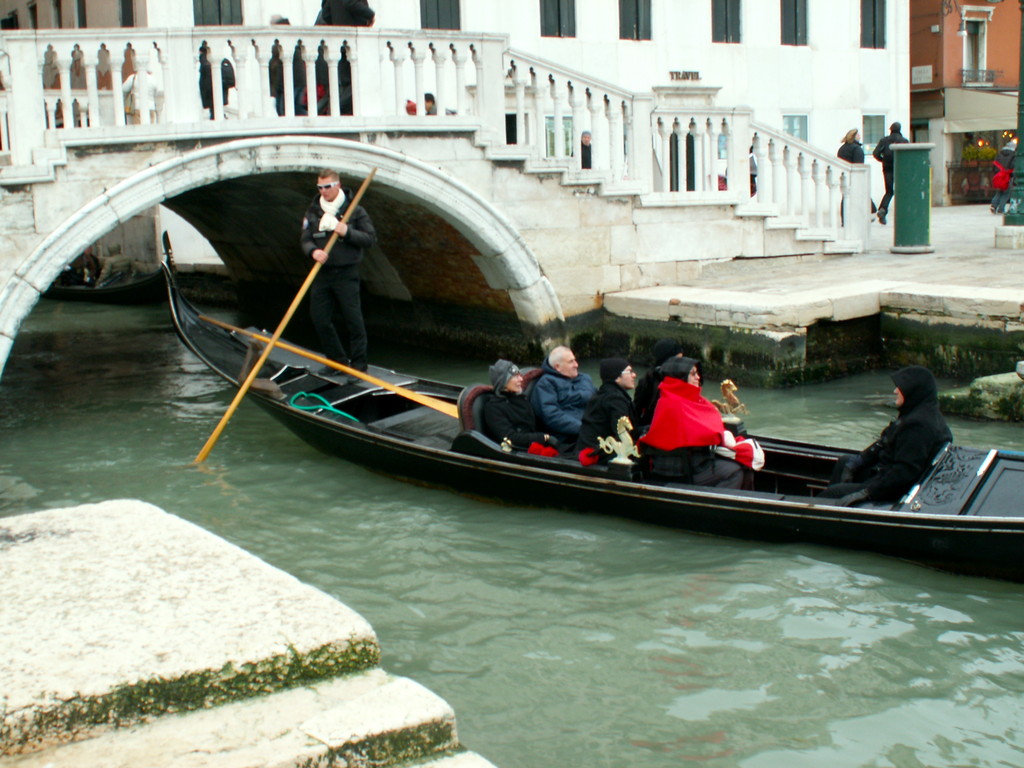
[638, 357, 751, 489]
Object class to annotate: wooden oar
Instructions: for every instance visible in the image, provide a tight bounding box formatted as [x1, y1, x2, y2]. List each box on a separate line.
[194, 168, 378, 463]
[197, 315, 460, 419]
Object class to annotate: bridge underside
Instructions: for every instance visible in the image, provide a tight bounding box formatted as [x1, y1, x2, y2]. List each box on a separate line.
[166, 171, 532, 355]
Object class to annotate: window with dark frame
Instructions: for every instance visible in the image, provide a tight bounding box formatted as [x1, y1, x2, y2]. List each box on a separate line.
[781, 0, 806, 46]
[619, 0, 651, 41]
[192, 0, 241, 26]
[421, 0, 461, 30]
[541, 0, 576, 38]
[860, 0, 885, 49]
[712, 0, 741, 44]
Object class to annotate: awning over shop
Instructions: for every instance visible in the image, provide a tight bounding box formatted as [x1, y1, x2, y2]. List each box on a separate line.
[944, 88, 1018, 133]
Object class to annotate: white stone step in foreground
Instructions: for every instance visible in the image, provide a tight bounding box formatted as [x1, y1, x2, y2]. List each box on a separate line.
[0, 500, 496, 768]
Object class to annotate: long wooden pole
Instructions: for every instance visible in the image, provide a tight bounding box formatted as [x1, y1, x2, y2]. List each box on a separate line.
[198, 315, 460, 419]
[194, 167, 378, 463]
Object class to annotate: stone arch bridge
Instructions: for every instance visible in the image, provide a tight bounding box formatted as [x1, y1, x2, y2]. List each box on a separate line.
[0, 26, 872, 379]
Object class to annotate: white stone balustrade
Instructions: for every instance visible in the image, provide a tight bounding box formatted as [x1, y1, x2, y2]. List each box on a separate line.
[0, 26, 508, 164]
[502, 50, 644, 187]
[748, 122, 869, 242]
[0, 25, 870, 250]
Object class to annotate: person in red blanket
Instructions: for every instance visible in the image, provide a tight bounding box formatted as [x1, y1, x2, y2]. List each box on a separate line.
[638, 357, 753, 489]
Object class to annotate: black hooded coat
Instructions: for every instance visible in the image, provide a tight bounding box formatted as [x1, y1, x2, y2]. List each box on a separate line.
[854, 366, 953, 500]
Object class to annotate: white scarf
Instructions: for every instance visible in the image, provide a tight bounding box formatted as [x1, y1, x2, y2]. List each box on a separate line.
[318, 189, 346, 232]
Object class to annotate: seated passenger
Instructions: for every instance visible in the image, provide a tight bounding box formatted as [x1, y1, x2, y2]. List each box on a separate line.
[634, 338, 683, 428]
[529, 345, 596, 444]
[819, 365, 953, 504]
[577, 357, 638, 465]
[638, 357, 751, 489]
[482, 359, 560, 455]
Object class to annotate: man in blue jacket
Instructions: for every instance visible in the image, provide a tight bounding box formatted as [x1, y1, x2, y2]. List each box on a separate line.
[530, 345, 596, 444]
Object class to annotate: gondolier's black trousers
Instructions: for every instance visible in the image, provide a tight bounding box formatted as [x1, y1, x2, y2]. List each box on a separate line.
[310, 264, 367, 370]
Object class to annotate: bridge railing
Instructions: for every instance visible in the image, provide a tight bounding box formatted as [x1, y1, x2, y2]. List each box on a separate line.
[748, 121, 871, 242]
[0, 25, 869, 248]
[0, 26, 508, 165]
[500, 50, 652, 190]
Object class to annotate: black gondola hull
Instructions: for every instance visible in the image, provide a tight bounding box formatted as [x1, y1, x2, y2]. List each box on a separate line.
[165, 265, 1024, 582]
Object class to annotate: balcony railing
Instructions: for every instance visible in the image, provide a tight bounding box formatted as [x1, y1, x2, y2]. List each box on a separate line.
[961, 68, 999, 86]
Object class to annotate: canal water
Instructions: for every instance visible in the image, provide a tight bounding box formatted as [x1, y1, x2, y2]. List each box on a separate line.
[2, 299, 1023, 768]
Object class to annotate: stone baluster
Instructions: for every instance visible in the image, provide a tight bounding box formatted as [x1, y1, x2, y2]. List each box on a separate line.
[783, 145, 798, 215]
[57, 51, 73, 129]
[511, 63, 526, 146]
[827, 166, 841, 230]
[622, 100, 635, 180]
[387, 41, 406, 115]
[409, 42, 426, 115]
[208, 45, 225, 120]
[672, 119, 686, 190]
[797, 152, 810, 218]
[322, 42, 339, 117]
[529, 69, 545, 158]
[471, 44, 484, 117]
[656, 118, 672, 191]
[83, 48, 99, 127]
[770, 138, 782, 205]
[587, 91, 606, 171]
[136, 49, 154, 125]
[812, 158, 826, 228]
[689, 118, 705, 191]
[301, 43, 317, 119]
[253, 40, 271, 118]
[569, 82, 586, 168]
[753, 134, 767, 203]
[608, 99, 624, 181]
[708, 117, 722, 191]
[551, 77, 565, 159]
[280, 40, 296, 117]
[430, 43, 447, 115]
[451, 44, 468, 117]
[111, 51, 126, 125]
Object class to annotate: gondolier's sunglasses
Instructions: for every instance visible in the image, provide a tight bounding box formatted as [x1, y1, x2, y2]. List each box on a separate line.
[317, 181, 340, 190]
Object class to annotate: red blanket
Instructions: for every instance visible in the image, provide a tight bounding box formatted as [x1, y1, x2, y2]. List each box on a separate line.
[639, 378, 724, 451]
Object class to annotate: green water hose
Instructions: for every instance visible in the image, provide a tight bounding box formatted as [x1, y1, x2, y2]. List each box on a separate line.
[289, 392, 359, 422]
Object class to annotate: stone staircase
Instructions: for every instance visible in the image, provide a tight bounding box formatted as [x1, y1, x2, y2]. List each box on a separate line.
[0, 500, 497, 768]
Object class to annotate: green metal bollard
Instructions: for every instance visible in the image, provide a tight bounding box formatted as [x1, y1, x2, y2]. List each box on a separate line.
[891, 143, 935, 254]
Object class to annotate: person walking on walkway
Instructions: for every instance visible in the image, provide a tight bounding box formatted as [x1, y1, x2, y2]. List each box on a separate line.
[991, 140, 1017, 214]
[300, 168, 377, 373]
[837, 128, 876, 224]
[872, 122, 908, 225]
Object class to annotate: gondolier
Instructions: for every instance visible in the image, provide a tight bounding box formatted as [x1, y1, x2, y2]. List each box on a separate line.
[300, 168, 377, 373]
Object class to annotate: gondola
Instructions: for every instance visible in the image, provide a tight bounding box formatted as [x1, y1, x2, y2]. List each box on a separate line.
[166, 267, 1024, 582]
[44, 264, 167, 305]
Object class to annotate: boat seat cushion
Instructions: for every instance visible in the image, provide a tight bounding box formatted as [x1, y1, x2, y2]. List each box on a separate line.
[458, 384, 493, 432]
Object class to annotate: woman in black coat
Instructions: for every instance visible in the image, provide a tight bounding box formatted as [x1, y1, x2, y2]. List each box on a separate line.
[837, 128, 876, 222]
[482, 360, 558, 453]
[820, 365, 953, 504]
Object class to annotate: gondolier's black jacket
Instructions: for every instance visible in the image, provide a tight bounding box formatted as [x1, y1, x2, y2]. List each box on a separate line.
[300, 189, 376, 268]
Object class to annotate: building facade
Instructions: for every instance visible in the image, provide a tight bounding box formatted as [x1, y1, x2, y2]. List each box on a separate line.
[909, 0, 1019, 205]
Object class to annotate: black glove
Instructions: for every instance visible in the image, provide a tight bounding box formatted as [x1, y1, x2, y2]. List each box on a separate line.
[839, 456, 864, 484]
[836, 488, 870, 507]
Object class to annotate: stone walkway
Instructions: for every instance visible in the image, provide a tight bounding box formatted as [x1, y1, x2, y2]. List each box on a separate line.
[606, 204, 1024, 330]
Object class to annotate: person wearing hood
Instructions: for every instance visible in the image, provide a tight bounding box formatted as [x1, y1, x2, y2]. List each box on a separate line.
[638, 357, 750, 489]
[820, 365, 953, 504]
[482, 360, 559, 454]
[634, 338, 684, 428]
[577, 358, 638, 465]
[300, 168, 377, 373]
[991, 140, 1017, 215]
[529, 345, 596, 444]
